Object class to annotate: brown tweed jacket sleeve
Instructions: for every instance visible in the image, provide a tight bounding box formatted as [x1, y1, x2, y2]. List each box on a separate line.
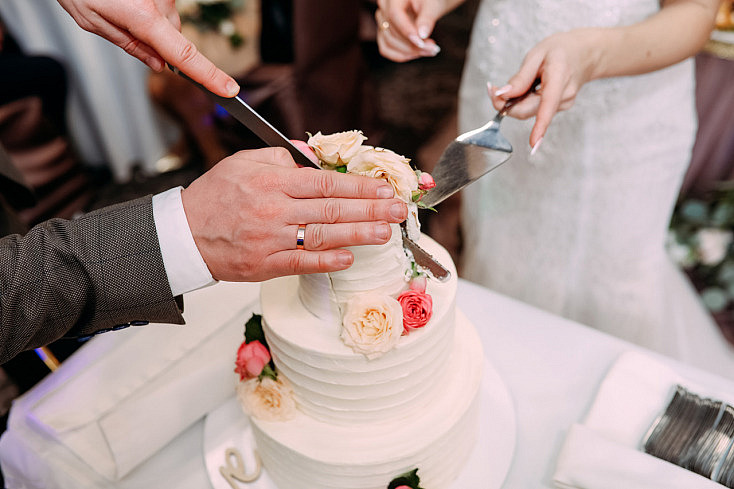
[0, 192, 186, 364]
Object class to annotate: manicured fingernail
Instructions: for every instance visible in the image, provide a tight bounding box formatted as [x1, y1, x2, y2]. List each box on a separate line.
[409, 34, 426, 49]
[418, 26, 431, 39]
[390, 203, 406, 220]
[337, 251, 353, 267]
[226, 79, 240, 97]
[494, 84, 512, 97]
[487, 82, 493, 96]
[377, 185, 394, 198]
[376, 223, 390, 241]
[530, 137, 543, 156]
[422, 44, 441, 57]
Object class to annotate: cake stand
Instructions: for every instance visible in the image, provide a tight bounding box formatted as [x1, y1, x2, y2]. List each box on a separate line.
[202, 358, 516, 489]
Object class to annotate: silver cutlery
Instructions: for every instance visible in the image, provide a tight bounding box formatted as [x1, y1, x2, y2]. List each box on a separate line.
[420, 78, 541, 208]
[642, 385, 734, 486]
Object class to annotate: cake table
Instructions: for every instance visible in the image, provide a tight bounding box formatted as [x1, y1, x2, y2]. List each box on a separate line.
[3, 280, 734, 488]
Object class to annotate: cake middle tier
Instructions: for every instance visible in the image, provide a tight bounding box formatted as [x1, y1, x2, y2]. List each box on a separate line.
[259, 235, 458, 425]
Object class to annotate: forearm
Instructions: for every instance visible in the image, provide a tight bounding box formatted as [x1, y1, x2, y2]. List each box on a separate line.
[590, 0, 718, 80]
[0, 196, 184, 363]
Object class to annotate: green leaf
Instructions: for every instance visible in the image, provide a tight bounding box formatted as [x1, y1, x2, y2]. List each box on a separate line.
[711, 202, 734, 227]
[258, 364, 278, 381]
[680, 200, 709, 224]
[336, 165, 348, 173]
[701, 287, 730, 313]
[416, 202, 437, 212]
[229, 33, 244, 48]
[387, 468, 423, 489]
[718, 262, 734, 285]
[244, 314, 267, 346]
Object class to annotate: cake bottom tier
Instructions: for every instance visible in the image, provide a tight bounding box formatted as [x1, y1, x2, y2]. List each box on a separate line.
[250, 310, 484, 489]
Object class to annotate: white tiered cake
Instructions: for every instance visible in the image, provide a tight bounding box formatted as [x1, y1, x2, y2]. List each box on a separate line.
[233, 132, 484, 489]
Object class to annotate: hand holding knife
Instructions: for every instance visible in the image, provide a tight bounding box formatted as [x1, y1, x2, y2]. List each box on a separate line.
[170, 65, 450, 282]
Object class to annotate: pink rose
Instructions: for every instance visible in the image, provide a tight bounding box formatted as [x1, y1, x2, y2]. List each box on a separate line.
[418, 172, 435, 190]
[397, 289, 433, 333]
[235, 340, 271, 380]
[409, 276, 427, 293]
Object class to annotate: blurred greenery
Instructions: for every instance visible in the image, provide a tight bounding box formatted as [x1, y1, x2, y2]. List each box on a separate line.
[668, 181, 734, 314]
[179, 0, 246, 48]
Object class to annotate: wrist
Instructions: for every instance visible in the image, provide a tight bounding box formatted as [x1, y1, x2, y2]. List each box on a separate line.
[578, 27, 617, 81]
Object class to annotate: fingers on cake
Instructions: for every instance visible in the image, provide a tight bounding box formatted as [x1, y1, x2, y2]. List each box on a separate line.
[233, 131, 484, 489]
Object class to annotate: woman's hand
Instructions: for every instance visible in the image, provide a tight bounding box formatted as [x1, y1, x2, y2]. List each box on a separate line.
[375, 0, 462, 62]
[490, 0, 718, 150]
[55, 0, 239, 97]
[489, 29, 601, 150]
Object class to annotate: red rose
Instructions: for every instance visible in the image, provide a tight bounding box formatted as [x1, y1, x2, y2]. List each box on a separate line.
[235, 340, 271, 380]
[397, 289, 433, 333]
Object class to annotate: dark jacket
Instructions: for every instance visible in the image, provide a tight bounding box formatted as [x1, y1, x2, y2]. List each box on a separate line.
[0, 145, 184, 363]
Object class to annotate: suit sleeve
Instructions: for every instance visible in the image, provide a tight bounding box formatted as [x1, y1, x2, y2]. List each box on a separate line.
[0, 195, 185, 363]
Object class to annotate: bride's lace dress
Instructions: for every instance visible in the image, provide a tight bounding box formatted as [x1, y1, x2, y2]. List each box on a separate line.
[459, 0, 734, 377]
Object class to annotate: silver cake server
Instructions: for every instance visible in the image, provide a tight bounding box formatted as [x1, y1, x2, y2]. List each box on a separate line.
[170, 66, 450, 282]
[420, 78, 541, 208]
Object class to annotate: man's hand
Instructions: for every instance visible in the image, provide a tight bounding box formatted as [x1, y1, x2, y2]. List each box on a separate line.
[56, 0, 239, 97]
[181, 148, 409, 282]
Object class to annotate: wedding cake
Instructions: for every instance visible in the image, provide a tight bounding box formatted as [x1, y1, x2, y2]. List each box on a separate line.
[233, 132, 484, 489]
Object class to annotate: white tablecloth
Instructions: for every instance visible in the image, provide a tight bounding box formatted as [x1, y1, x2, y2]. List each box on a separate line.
[0, 0, 178, 181]
[2, 279, 734, 488]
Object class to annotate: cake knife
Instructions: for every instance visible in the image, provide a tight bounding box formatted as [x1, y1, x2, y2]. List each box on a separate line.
[170, 66, 451, 282]
[168, 66, 318, 169]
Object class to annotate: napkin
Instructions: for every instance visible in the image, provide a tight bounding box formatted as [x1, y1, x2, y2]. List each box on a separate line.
[25, 281, 259, 481]
[553, 350, 729, 489]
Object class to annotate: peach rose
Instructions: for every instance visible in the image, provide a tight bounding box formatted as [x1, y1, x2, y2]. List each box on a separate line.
[347, 147, 418, 203]
[237, 376, 297, 422]
[307, 130, 367, 167]
[234, 340, 271, 380]
[397, 289, 433, 333]
[341, 293, 404, 359]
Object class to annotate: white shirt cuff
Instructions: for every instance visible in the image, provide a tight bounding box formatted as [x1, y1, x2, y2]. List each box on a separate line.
[152, 187, 217, 297]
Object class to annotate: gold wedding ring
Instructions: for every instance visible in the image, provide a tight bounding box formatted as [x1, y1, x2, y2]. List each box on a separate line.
[296, 224, 306, 250]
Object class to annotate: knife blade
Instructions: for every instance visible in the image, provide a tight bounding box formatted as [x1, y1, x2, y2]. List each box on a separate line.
[169, 66, 318, 169]
[171, 66, 450, 281]
[400, 223, 450, 282]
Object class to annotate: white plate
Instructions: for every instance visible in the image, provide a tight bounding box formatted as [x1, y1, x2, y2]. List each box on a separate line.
[203, 359, 515, 489]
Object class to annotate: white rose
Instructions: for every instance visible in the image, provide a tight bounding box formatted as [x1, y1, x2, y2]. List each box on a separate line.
[237, 377, 297, 422]
[341, 293, 403, 359]
[219, 19, 236, 37]
[665, 231, 695, 268]
[307, 130, 367, 167]
[695, 228, 733, 266]
[347, 147, 418, 203]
